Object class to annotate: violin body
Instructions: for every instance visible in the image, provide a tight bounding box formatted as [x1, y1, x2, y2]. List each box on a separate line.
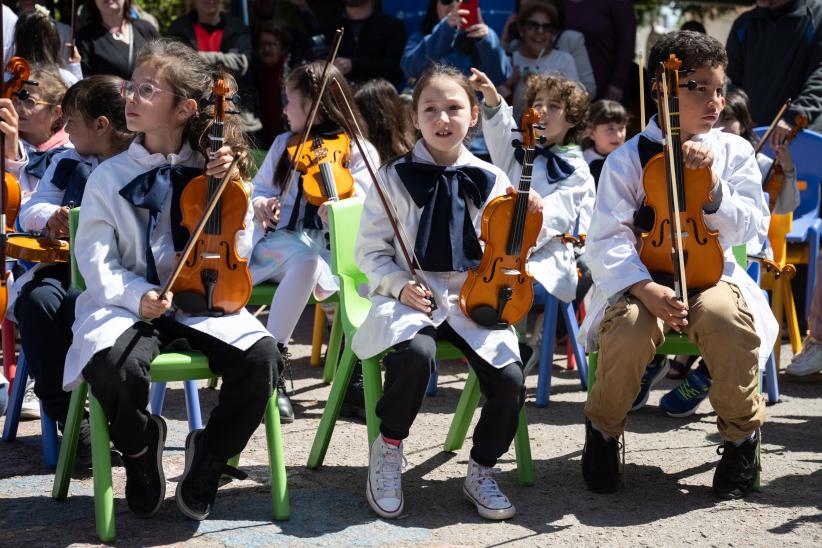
[6, 236, 69, 263]
[459, 195, 541, 328]
[762, 113, 807, 213]
[287, 130, 354, 206]
[640, 155, 723, 291]
[2, 171, 20, 232]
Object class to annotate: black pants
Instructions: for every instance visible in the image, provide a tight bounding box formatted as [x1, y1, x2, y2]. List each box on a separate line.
[82, 317, 279, 460]
[376, 322, 525, 467]
[14, 265, 80, 424]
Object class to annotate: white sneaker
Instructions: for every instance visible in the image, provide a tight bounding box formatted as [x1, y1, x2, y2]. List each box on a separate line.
[366, 436, 405, 519]
[463, 458, 516, 520]
[20, 380, 40, 420]
[786, 338, 822, 376]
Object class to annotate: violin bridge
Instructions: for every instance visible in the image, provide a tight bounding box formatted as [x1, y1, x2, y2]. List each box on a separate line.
[501, 268, 522, 276]
[201, 252, 221, 260]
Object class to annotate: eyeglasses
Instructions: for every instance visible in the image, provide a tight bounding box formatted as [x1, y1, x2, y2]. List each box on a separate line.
[12, 89, 53, 110]
[524, 21, 557, 34]
[119, 80, 181, 101]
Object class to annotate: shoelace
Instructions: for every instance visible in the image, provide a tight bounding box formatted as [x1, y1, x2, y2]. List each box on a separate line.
[677, 377, 703, 400]
[473, 466, 509, 504]
[378, 445, 407, 493]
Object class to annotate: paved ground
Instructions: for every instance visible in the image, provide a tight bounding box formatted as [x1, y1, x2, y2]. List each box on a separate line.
[1, 308, 821, 547]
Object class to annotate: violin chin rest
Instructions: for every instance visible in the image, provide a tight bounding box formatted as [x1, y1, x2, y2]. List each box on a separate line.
[173, 291, 226, 318]
[469, 305, 510, 330]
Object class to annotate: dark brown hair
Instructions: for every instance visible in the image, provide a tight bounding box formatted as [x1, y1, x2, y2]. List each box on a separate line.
[62, 75, 134, 151]
[648, 30, 727, 75]
[524, 73, 589, 145]
[720, 86, 757, 144]
[14, 10, 63, 67]
[134, 39, 251, 180]
[83, 0, 134, 23]
[411, 63, 480, 144]
[517, 0, 559, 30]
[354, 78, 414, 164]
[581, 99, 629, 149]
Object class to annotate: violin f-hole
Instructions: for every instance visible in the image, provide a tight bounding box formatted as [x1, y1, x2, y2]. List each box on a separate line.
[483, 256, 502, 283]
[220, 240, 238, 270]
[652, 218, 670, 247]
[686, 217, 708, 244]
[185, 239, 204, 268]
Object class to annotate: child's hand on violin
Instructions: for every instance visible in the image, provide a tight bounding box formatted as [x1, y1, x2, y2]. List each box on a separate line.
[253, 196, 280, 231]
[205, 145, 236, 179]
[45, 206, 70, 239]
[0, 98, 20, 161]
[140, 290, 173, 320]
[399, 281, 433, 314]
[773, 143, 795, 173]
[506, 186, 544, 214]
[629, 280, 688, 332]
[681, 141, 714, 170]
[469, 68, 501, 108]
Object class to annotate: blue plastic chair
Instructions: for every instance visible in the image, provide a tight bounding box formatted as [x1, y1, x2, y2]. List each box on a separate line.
[2, 351, 59, 467]
[754, 127, 822, 319]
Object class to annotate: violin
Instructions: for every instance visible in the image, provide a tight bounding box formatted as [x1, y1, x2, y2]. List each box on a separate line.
[6, 235, 69, 263]
[169, 80, 252, 316]
[762, 113, 807, 213]
[286, 128, 354, 206]
[459, 108, 543, 328]
[639, 55, 724, 304]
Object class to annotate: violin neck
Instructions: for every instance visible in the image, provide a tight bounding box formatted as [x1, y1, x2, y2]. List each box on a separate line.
[507, 147, 535, 256]
[665, 94, 687, 212]
[206, 118, 225, 235]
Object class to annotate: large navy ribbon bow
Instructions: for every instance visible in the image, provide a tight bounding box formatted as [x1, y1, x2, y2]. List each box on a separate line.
[51, 158, 93, 207]
[119, 165, 202, 284]
[394, 161, 495, 272]
[637, 135, 664, 168]
[26, 146, 71, 180]
[514, 143, 575, 184]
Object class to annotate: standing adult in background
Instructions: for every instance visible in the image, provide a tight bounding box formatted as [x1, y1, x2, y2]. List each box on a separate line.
[166, 0, 260, 132]
[727, 0, 822, 142]
[252, 20, 290, 148]
[322, 0, 407, 88]
[74, 0, 158, 79]
[562, 0, 635, 102]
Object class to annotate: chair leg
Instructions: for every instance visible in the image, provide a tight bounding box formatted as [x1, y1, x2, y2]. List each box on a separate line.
[149, 382, 166, 416]
[322, 306, 343, 385]
[307, 346, 359, 469]
[426, 361, 439, 397]
[560, 301, 588, 390]
[536, 296, 559, 407]
[771, 279, 785, 366]
[89, 393, 115, 542]
[53, 383, 88, 500]
[2, 318, 17, 389]
[2, 353, 28, 442]
[514, 407, 533, 486]
[764, 353, 780, 404]
[182, 380, 203, 431]
[444, 368, 481, 452]
[264, 393, 290, 520]
[310, 304, 324, 368]
[362, 357, 384, 447]
[41, 402, 59, 468]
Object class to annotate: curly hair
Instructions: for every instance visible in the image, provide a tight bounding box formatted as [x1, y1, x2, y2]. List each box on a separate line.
[523, 73, 590, 145]
[648, 30, 727, 75]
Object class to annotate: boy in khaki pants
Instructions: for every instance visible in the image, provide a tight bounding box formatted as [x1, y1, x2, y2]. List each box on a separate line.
[579, 30, 778, 499]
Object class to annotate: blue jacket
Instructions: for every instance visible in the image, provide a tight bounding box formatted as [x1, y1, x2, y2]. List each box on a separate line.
[401, 18, 512, 85]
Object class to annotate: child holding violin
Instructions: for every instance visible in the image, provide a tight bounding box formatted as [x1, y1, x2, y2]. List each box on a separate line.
[353, 64, 542, 521]
[11, 76, 133, 459]
[578, 30, 778, 500]
[248, 61, 377, 422]
[470, 68, 595, 318]
[65, 39, 281, 521]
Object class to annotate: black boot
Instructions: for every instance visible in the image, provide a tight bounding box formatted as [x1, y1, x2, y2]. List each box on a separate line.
[340, 360, 365, 420]
[581, 419, 623, 493]
[713, 431, 759, 500]
[276, 343, 295, 423]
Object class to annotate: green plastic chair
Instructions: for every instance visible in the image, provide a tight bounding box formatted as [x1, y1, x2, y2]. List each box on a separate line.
[585, 245, 761, 490]
[52, 208, 289, 542]
[307, 198, 534, 486]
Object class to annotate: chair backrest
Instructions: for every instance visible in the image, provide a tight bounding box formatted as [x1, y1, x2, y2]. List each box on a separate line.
[68, 207, 85, 291]
[327, 197, 365, 282]
[754, 126, 822, 220]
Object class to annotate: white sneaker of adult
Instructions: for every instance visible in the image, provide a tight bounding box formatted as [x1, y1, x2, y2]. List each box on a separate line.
[20, 380, 40, 420]
[786, 338, 822, 376]
[366, 436, 405, 519]
[463, 458, 516, 520]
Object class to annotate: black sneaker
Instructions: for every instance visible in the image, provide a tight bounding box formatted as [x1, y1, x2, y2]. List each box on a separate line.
[121, 415, 167, 517]
[176, 429, 247, 520]
[276, 343, 295, 423]
[340, 361, 366, 420]
[713, 431, 759, 500]
[581, 419, 622, 493]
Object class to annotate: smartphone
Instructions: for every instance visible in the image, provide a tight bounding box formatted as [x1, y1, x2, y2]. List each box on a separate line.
[460, 0, 480, 30]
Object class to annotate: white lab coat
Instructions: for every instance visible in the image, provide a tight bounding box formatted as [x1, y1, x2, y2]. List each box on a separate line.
[578, 118, 778, 369]
[482, 97, 595, 302]
[351, 140, 521, 368]
[64, 138, 269, 390]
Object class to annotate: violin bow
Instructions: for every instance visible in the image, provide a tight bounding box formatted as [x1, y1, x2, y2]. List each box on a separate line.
[755, 99, 791, 155]
[1, 4, 8, 320]
[69, 0, 78, 58]
[278, 28, 344, 205]
[326, 76, 438, 309]
[160, 156, 240, 299]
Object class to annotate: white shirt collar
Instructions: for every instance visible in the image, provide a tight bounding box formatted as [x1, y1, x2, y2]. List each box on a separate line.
[411, 139, 475, 167]
[128, 135, 195, 168]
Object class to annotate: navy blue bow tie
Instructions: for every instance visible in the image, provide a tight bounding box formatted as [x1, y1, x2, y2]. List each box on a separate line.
[394, 160, 495, 272]
[514, 144, 575, 184]
[119, 165, 201, 284]
[637, 135, 664, 168]
[51, 158, 93, 207]
[26, 147, 71, 180]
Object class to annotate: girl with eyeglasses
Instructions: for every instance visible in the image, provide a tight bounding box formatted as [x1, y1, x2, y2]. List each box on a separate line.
[66, 39, 281, 522]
